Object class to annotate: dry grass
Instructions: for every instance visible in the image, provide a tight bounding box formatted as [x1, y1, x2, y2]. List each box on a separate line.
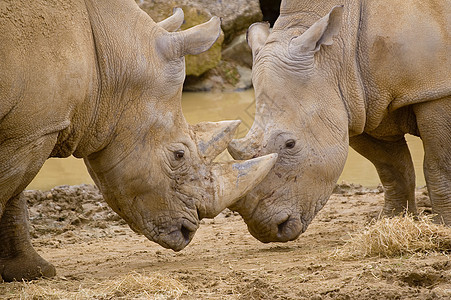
[1, 271, 186, 300]
[334, 214, 451, 258]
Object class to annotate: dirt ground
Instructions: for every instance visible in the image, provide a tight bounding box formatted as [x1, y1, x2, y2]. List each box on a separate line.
[1, 184, 450, 299]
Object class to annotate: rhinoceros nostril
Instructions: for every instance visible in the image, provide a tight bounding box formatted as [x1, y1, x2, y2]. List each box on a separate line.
[180, 225, 191, 243]
[277, 217, 290, 236]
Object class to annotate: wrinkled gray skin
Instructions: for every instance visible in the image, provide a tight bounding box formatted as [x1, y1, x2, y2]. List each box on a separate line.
[0, 0, 278, 281]
[228, 0, 451, 243]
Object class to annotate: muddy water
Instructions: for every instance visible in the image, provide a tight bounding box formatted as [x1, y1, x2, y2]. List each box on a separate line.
[27, 91, 425, 190]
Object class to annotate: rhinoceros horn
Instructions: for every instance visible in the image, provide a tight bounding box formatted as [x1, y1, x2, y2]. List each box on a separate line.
[200, 153, 278, 218]
[189, 120, 277, 217]
[157, 7, 184, 32]
[190, 120, 241, 163]
[228, 123, 265, 160]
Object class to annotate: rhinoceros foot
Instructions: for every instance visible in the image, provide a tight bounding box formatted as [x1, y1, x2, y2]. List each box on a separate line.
[0, 250, 56, 282]
[0, 194, 56, 281]
[432, 210, 451, 227]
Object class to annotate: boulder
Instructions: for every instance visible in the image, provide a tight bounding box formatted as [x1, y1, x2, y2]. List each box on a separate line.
[184, 60, 252, 92]
[222, 33, 253, 68]
[190, 0, 263, 44]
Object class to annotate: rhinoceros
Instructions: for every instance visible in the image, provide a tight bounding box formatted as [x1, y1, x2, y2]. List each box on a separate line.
[0, 0, 278, 281]
[228, 0, 451, 243]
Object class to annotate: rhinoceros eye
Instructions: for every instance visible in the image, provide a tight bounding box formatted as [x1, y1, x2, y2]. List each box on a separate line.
[174, 150, 185, 160]
[285, 139, 296, 149]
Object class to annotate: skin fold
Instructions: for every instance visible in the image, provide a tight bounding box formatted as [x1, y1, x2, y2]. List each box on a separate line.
[228, 0, 451, 243]
[0, 0, 277, 281]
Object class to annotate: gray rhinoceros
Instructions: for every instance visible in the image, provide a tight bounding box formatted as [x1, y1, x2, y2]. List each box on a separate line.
[228, 0, 451, 243]
[0, 0, 277, 281]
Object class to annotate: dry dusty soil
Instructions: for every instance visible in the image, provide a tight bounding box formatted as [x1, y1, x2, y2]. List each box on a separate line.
[1, 184, 450, 299]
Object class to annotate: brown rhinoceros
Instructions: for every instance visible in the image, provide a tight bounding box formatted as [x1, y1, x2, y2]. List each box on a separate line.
[0, 0, 278, 281]
[228, 0, 451, 243]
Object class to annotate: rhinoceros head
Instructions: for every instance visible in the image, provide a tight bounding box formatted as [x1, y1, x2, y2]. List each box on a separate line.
[228, 6, 350, 242]
[83, 10, 277, 251]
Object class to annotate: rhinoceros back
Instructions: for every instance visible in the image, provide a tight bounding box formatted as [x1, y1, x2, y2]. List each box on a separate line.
[0, 0, 97, 155]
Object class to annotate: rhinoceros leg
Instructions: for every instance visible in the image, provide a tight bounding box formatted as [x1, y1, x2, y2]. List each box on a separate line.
[0, 194, 56, 281]
[0, 193, 56, 281]
[0, 131, 59, 281]
[350, 133, 417, 216]
[413, 98, 451, 225]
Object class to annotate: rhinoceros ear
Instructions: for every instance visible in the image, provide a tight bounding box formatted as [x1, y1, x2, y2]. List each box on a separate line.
[158, 16, 221, 59]
[157, 8, 184, 32]
[289, 5, 343, 54]
[247, 22, 271, 59]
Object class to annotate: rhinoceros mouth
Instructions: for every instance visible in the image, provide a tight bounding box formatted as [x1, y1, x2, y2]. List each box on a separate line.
[243, 204, 308, 243]
[248, 214, 307, 243]
[142, 217, 199, 252]
[275, 215, 306, 241]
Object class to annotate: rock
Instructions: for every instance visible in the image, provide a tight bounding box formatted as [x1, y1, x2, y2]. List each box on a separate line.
[184, 32, 254, 92]
[222, 33, 253, 68]
[234, 65, 252, 91]
[191, 0, 263, 44]
[184, 60, 252, 92]
[183, 73, 221, 92]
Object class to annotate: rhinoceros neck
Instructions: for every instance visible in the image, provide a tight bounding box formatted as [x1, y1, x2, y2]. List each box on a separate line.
[73, 0, 157, 157]
[275, 0, 367, 135]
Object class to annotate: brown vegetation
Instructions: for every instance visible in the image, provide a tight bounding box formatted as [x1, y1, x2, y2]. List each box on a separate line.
[335, 214, 451, 259]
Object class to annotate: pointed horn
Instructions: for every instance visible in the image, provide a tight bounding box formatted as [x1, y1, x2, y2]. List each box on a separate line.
[157, 8, 184, 32]
[227, 125, 264, 160]
[199, 153, 278, 218]
[190, 120, 241, 162]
